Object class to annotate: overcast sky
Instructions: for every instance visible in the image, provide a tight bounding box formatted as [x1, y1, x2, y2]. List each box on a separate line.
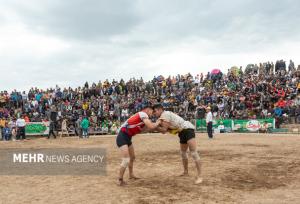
[0, 0, 299, 92]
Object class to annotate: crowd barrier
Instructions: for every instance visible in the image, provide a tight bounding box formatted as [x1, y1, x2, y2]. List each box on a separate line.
[24, 118, 276, 136]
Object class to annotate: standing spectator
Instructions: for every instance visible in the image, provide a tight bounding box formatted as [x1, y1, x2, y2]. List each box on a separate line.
[60, 117, 69, 137]
[21, 91, 28, 102]
[265, 62, 271, 75]
[295, 106, 300, 124]
[271, 62, 274, 74]
[0, 117, 5, 140]
[274, 106, 283, 117]
[75, 116, 82, 138]
[81, 117, 90, 138]
[47, 120, 56, 139]
[8, 118, 17, 141]
[275, 60, 280, 73]
[288, 60, 295, 73]
[183, 99, 189, 115]
[211, 103, 219, 119]
[288, 105, 296, 124]
[196, 104, 206, 119]
[16, 115, 26, 140]
[274, 105, 283, 128]
[206, 107, 213, 139]
[2, 122, 11, 141]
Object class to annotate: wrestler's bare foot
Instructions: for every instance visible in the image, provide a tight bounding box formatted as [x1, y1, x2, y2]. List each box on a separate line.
[178, 172, 189, 177]
[129, 175, 141, 180]
[194, 177, 203, 184]
[118, 178, 126, 186]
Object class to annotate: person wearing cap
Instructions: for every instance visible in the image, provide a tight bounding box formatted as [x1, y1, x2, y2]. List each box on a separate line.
[116, 104, 161, 186]
[152, 104, 203, 185]
[206, 107, 213, 139]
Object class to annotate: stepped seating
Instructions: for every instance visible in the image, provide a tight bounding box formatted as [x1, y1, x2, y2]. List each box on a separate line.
[281, 124, 300, 133]
[269, 128, 289, 133]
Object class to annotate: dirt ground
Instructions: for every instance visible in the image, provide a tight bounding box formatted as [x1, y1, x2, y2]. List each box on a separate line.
[1, 133, 300, 204]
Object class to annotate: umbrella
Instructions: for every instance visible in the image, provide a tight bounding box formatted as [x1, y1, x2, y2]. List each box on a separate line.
[211, 69, 221, 75]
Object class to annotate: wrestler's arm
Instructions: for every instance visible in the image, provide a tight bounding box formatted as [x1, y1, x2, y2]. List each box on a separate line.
[143, 118, 161, 130]
[156, 120, 171, 134]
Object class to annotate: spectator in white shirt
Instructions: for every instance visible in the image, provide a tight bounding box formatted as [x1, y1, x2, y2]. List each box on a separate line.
[16, 115, 26, 140]
[21, 91, 28, 101]
[206, 107, 213, 139]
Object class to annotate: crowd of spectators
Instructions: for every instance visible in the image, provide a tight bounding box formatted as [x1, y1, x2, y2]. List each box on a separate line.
[1, 59, 300, 139]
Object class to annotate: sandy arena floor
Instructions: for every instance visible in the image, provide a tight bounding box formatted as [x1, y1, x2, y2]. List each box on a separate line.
[0, 133, 300, 204]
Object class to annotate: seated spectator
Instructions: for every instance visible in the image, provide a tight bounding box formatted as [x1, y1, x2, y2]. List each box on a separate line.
[102, 122, 109, 133]
[94, 124, 102, 132]
[217, 121, 225, 133]
[259, 122, 269, 133]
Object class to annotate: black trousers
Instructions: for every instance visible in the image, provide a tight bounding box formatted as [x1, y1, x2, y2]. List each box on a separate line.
[48, 130, 56, 139]
[17, 127, 26, 140]
[0, 127, 3, 140]
[207, 122, 213, 138]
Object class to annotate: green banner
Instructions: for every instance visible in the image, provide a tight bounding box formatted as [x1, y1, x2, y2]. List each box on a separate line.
[233, 118, 275, 132]
[196, 118, 275, 132]
[196, 119, 232, 131]
[25, 122, 50, 136]
[195, 119, 207, 131]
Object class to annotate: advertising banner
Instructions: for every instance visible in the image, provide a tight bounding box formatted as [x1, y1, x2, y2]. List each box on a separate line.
[25, 122, 50, 136]
[195, 119, 233, 131]
[233, 118, 275, 132]
[196, 118, 275, 132]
